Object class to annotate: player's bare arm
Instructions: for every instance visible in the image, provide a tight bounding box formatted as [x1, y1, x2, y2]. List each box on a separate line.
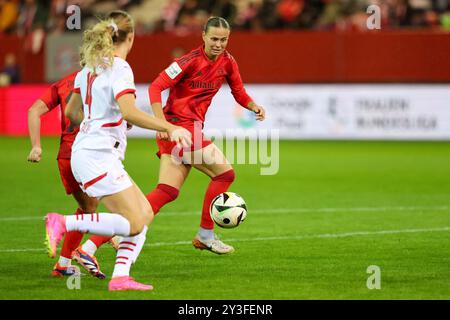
[118, 93, 191, 148]
[27, 99, 50, 162]
[65, 93, 84, 125]
[151, 102, 170, 140]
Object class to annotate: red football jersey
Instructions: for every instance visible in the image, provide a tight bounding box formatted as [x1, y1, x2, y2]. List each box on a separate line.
[149, 46, 253, 129]
[39, 71, 79, 159]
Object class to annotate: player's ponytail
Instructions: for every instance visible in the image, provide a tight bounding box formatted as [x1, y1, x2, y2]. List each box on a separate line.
[204, 16, 230, 33]
[80, 10, 134, 71]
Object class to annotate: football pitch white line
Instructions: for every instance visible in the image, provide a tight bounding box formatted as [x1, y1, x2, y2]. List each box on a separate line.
[0, 205, 448, 222]
[163, 205, 450, 216]
[1, 226, 450, 253]
[146, 226, 450, 247]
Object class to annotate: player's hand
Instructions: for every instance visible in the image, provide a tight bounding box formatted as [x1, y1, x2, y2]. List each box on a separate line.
[168, 125, 192, 149]
[250, 104, 266, 121]
[27, 147, 42, 163]
[156, 131, 170, 140]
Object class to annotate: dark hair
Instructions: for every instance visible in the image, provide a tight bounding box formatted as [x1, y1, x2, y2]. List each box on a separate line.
[204, 16, 230, 33]
[107, 10, 134, 44]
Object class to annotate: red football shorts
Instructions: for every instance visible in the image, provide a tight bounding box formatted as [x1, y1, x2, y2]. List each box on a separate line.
[156, 125, 212, 158]
[57, 158, 81, 195]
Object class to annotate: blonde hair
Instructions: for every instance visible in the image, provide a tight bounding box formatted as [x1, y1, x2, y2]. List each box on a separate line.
[80, 11, 134, 70]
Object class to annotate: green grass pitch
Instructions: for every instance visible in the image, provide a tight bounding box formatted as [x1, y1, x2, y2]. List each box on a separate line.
[0, 136, 449, 299]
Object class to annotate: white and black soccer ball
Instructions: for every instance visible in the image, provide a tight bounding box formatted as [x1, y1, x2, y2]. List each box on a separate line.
[210, 192, 247, 228]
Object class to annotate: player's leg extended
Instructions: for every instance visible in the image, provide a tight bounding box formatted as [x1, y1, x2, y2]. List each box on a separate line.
[54, 158, 113, 278]
[145, 154, 191, 214]
[70, 190, 115, 279]
[102, 184, 154, 291]
[185, 143, 235, 254]
[73, 189, 121, 279]
[53, 190, 99, 277]
[53, 159, 99, 277]
[45, 186, 144, 260]
[74, 190, 118, 256]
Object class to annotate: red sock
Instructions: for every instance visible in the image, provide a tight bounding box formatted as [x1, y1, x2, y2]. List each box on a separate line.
[60, 208, 84, 259]
[201, 169, 235, 229]
[146, 184, 179, 215]
[87, 235, 112, 248]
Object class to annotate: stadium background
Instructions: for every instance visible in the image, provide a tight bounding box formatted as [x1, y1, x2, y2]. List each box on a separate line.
[1, 0, 450, 300]
[1, 0, 450, 139]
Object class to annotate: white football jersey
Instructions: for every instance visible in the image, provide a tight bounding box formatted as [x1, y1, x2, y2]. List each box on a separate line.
[72, 57, 136, 160]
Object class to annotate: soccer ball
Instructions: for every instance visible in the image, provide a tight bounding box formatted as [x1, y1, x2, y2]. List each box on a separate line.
[210, 192, 247, 228]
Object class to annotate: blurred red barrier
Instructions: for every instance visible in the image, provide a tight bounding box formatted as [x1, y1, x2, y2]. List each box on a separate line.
[1, 30, 450, 83]
[114, 30, 450, 83]
[0, 85, 61, 136]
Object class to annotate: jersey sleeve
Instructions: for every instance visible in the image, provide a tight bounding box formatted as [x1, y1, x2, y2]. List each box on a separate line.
[73, 71, 82, 94]
[112, 62, 136, 101]
[149, 58, 193, 104]
[39, 83, 60, 111]
[226, 57, 253, 109]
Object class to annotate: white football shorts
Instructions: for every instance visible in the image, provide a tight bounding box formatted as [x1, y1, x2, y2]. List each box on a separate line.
[71, 149, 133, 198]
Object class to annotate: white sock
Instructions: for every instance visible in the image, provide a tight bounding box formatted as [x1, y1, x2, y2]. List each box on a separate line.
[112, 226, 148, 278]
[131, 226, 148, 264]
[58, 256, 71, 268]
[198, 227, 214, 240]
[81, 240, 98, 256]
[66, 213, 131, 237]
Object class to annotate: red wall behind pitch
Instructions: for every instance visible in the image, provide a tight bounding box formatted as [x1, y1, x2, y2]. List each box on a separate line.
[0, 85, 61, 136]
[127, 30, 450, 83]
[1, 31, 450, 83]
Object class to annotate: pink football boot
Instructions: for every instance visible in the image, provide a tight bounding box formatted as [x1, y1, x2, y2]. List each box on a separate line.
[45, 213, 66, 258]
[108, 276, 153, 291]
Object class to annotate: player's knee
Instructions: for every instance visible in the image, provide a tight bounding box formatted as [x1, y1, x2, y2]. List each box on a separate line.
[127, 213, 149, 236]
[213, 168, 235, 183]
[158, 183, 179, 202]
[129, 220, 145, 236]
[142, 205, 154, 226]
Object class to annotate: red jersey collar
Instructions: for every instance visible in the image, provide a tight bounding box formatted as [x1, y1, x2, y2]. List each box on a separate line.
[201, 45, 222, 64]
